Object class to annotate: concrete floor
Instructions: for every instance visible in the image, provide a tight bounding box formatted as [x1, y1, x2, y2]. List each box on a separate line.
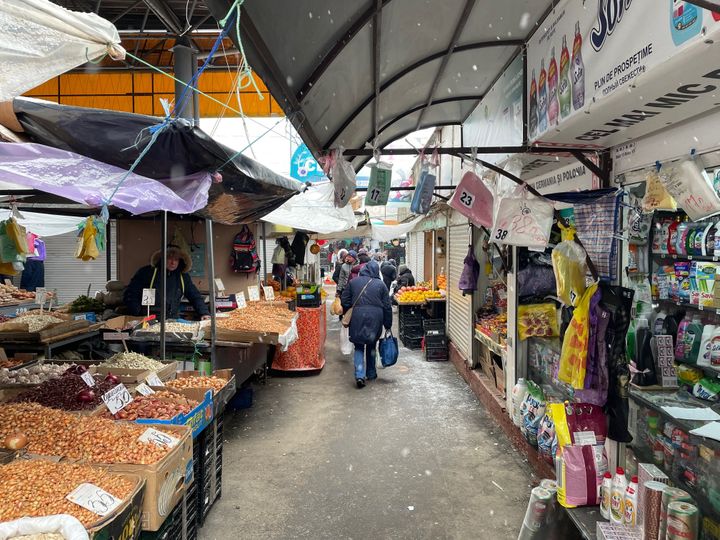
[199, 306, 535, 540]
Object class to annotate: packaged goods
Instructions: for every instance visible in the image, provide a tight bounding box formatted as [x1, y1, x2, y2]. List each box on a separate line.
[518, 303, 558, 340]
[658, 487, 692, 540]
[520, 381, 546, 447]
[511, 378, 529, 427]
[600, 472, 612, 519]
[624, 475, 639, 527]
[537, 410, 556, 466]
[610, 467, 628, 524]
[692, 377, 720, 402]
[665, 501, 699, 540]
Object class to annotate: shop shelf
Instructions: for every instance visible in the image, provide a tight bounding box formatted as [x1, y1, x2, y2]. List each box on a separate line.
[473, 329, 506, 357]
[672, 357, 720, 380]
[653, 252, 720, 262]
[657, 298, 720, 315]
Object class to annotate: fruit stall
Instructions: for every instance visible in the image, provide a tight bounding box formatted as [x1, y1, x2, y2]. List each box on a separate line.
[395, 284, 447, 355]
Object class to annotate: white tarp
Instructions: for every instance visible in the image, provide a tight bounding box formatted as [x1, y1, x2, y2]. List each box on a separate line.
[0, 0, 125, 101]
[0, 209, 82, 237]
[371, 216, 425, 243]
[262, 181, 357, 234]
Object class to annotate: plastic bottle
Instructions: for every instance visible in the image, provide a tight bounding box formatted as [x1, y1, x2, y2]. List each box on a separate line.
[538, 59, 548, 133]
[675, 316, 691, 361]
[697, 325, 715, 366]
[512, 378, 529, 427]
[710, 326, 720, 366]
[600, 471, 612, 519]
[670, 0, 702, 46]
[675, 218, 690, 256]
[660, 220, 672, 255]
[626, 319, 637, 362]
[547, 47, 559, 127]
[668, 216, 681, 255]
[571, 21, 585, 110]
[528, 70, 538, 138]
[683, 315, 703, 363]
[623, 475, 639, 527]
[703, 222, 716, 256]
[635, 318, 656, 386]
[610, 467, 627, 524]
[558, 36, 571, 119]
[653, 309, 668, 336]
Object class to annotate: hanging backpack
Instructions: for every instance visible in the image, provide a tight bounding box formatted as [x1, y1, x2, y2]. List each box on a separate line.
[230, 225, 260, 273]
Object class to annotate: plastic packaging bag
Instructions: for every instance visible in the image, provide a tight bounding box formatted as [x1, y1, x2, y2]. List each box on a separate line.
[0, 514, 89, 540]
[642, 170, 677, 212]
[492, 187, 554, 249]
[658, 158, 720, 220]
[365, 161, 393, 206]
[558, 283, 599, 389]
[410, 163, 437, 215]
[537, 410, 556, 465]
[520, 380, 546, 447]
[340, 325, 352, 356]
[518, 303, 559, 340]
[552, 227, 588, 306]
[331, 296, 343, 316]
[329, 149, 356, 209]
[379, 329, 398, 367]
[448, 170, 493, 227]
[560, 444, 607, 507]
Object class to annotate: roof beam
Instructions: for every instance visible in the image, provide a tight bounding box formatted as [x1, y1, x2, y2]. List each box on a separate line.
[343, 145, 603, 157]
[376, 96, 481, 138]
[297, 0, 395, 101]
[414, 0, 476, 130]
[142, 0, 184, 35]
[324, 39, 522, 150]
[371, 0, 382, 146]
[685, 0, 720, 11]
[111, 0, 143, 23]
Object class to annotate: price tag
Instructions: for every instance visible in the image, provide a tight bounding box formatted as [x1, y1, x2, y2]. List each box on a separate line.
[146, 372, 164, 387]
[236, 292, 247, 309]
[136, 383, 155, 396]
[263, 286, 275, 301]
[141, 288, 156, 306]
[81, 371, 96, 387]
[66, 483, 122, 516]
[458, 190, 475, 209]
[3, 279, 11, 286]
[247, 285, 260, 302]
[214, 278, 226, 293]
[138, 428, 180, 448]
[101, 383, 133, 415]
[35, 287, 47, 305]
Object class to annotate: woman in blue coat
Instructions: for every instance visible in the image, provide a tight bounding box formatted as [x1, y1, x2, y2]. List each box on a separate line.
[341, 260, 393, 388]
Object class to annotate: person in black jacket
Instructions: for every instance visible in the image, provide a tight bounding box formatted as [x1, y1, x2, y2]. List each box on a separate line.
[124, 245, 209, 319]
[341, 260, 392, 388]
[356, 248, 371, 265]
[396, 265, 415, 289]
[380, 259, 397, 291]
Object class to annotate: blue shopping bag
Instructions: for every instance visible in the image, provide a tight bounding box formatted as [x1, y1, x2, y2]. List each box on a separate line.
[379, 330, 399, 367]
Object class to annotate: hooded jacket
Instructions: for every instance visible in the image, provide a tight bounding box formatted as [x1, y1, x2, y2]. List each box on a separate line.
[396, 265, 415, 289]
[380, 260, 397, 290]
[124, 246, 209, 318]
[341, 261, 392, 345]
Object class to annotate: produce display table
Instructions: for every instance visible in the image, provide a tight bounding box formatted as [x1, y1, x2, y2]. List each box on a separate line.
[272, 306, 326, 371]
[215, 341, 269, 385]
[0, 329, 100, 358]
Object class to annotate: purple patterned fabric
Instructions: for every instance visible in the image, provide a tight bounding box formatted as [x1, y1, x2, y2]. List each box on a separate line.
[577, 289, 611, 406]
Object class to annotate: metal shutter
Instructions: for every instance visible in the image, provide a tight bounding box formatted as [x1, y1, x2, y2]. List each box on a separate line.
[447, 224, 473, 361]
[415, 231, 425, 283]
[44, 222, 117, 304]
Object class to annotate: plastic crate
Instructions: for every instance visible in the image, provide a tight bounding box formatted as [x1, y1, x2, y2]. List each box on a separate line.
[295, 285, 321, 307]
[422, 319, 446, 336]
[140, 499, 182, 539]
[424, 300, 446, 319]
[400, 335, 423, 350]
[424, 334, 448, 348]
[424, 346, 449, 362]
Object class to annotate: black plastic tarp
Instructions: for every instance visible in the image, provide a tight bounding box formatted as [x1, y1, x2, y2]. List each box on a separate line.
[12, 97, 302, 224]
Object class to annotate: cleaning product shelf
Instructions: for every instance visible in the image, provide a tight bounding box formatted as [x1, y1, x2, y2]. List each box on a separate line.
[657, 298, 720, 314]
[652, 253, 719, 262]
[673, 357, 720, 379]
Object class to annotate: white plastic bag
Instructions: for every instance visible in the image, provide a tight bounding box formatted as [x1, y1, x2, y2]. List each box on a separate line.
[492, 187, 554, 249]
[658, 158, 720, 220]
[340, 326, 353, 356]
[0, 514, 89, 540]
[330, 149, 356, 209]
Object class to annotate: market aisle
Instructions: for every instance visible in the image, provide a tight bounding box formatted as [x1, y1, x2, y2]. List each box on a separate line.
[200, 302, 534, 540]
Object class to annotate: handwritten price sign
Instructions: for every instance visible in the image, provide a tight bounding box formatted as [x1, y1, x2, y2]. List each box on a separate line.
[236, 292, 247, 309]
[101, 383, 133, 415]
[138, 428, 180, 448]
[263, 286, 275, 301]
[146, 372, 164, 387]
[66, 483, 122, 516]
[247, 286, 260, 302]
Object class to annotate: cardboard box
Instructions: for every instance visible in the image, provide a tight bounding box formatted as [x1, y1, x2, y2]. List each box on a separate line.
[493, 354, 505, 395]
[136, 390, 214, 439]
[98, 423, 193, 531]
[102, 316, 144, 332]
[96, 361, 177, 384]
[158, 369, 236, 416]
[88, 472, 145, 540]
[478, 347, 495, 383]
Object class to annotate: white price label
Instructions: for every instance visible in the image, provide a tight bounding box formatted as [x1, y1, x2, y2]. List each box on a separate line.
[214, 278, 226, 292]
[81, 371, 95, 387]
[138, 428, 180, 448]
[35, 287, 47, 305]
[236, 292, 247, 309]
[247, 285, 260, 302]
[136, 383, 155, 396]
[141, 288, 156, 306]
[263, 286, 275, 301]
[146, 372, 164, 387]
[458, 190, 475, 208]
[101, 383, 133, 415]
[66, 483, 122, 516]
[3, 279, 11, 286]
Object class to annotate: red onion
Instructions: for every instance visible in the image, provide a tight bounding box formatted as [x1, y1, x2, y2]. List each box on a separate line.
[77, 389, 95, 402]
[104, 373, 120, 384]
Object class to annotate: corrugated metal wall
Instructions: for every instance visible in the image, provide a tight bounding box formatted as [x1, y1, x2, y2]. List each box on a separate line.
[447, 223, 473, 361]
[414, 232, 425, 283]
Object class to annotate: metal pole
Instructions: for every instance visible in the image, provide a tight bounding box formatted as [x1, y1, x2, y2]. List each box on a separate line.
[172, 36, 196, 121]
[205, 219, 217, 370]
[106, 220, 112, 282]
[261, 222, 268, 285]
[160, 211, 167, 361]
[191, 50, 200, 126]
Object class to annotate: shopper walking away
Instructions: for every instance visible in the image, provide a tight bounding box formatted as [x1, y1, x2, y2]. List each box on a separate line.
[331, 248, 348, 284]
[341, 260, 392, 388]
[357, 248, 371, 265]
[381, 258, 397, 291]
[335, 250, 357, 298]
[396, 264, 415, 289]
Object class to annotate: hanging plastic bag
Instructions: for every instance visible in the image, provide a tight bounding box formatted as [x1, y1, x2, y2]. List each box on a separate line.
[327, 148, 356, 209]
[448, 170, 494, 227]
[331, 296, 343, 316]
[75, 216, 105, 261]
[365, 161, 393, 206]
[340, 325, 353, 356]
[492, 187, 554, 249]
[6, 218, 29, 256]
[658, 158, 720, 220]
[558, 282, 599, 389]
[458, 245, 479, 294]
[410, 156, 437, 215]
[642, 169, 676, 212]
[552, 226, 588, 306]
[518, 303, 559, 340]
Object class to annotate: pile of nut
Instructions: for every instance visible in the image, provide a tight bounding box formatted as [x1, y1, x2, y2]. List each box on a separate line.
[101, 395, 198, 421]
[217, 302, 295, 334]
[166, 375, 227, 394]
[103, 352, 167, 371]
[143, 321, 199, 334]
[0, 403, 172, 464]
[0, 460, 133, 527]
[0, 314, 64, 333]
[0, 283, 35, 305]
[0, 363, 67, 386]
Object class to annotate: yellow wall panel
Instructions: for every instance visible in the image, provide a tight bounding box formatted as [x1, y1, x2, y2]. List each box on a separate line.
[61, 73, 132, 95]
[60, 95, 134, 112]
[133, 95, 154, 116]
[133, 73, 153, 94]
[26, 79, 59, 96]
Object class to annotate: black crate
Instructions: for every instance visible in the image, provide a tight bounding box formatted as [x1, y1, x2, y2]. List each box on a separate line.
[424, 334, 448, 348]
[141, 500, 181, 540]
[424, 300, 446, 319]
[424, 346, 449, 362]
[423, 319, 446, 336]
[400, 328, 423, 340]
[400, 335, 423, 350]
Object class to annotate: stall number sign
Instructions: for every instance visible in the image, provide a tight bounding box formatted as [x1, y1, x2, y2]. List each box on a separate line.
[81, 371, 95, 387]
[141, 288, 156, 306]
[66, 483, 122, 516]
[247, 285, 260, 302]
[368, 188, 382, 203]
[136, 383, 155, 396]
[236, 292, 247, 309]
[146, 372, 164, 387]
[458, 190, 475, 209]
[101, 383, 133, 415]
[263, 286, 275, 301]
[138, 428, 179, 448]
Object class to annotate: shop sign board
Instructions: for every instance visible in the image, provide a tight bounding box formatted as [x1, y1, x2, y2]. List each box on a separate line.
[290, 143, 326, 182]
[463, 55, 524, 165]
[525, 160, 600, 195]
[527, 0, 720, 148]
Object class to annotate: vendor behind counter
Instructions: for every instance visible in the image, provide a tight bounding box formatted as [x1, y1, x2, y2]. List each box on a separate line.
[123, 244, 209, 319]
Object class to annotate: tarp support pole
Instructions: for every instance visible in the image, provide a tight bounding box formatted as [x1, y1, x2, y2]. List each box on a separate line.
[173, 35, 196, 122]
[106, 220, 112, 282]
[160, 211, 167, 361]
[205, 218, 217, 370]
[262, 222, 267, 284]
[568, 149, 609, 184]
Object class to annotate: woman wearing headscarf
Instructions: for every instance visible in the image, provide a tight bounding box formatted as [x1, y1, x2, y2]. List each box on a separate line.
[341, 260, 392, 388]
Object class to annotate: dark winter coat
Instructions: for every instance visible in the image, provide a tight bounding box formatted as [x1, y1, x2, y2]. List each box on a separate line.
[20, 259, 44, 292]
[357, 253, 371, 265]
[396, 265, 415, 289]
[124, 248, 209, 318]
[380, 260, 397, 290]
[341, 261, 392, 345]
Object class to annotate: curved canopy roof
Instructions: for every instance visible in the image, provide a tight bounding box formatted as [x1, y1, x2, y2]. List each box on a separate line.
[206, 0, 554, 168]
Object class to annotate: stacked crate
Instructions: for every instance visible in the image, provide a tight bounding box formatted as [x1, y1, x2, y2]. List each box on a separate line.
[423, 319, 448, 361]
[398, 304, 424, 349]
[198, 414, 224, 525]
